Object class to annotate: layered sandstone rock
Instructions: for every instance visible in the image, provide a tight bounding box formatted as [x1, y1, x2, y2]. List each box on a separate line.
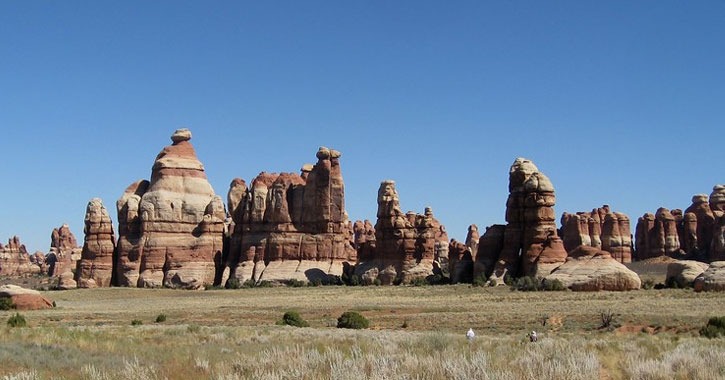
[0, 236, 39, 276]
[486, 158, 567, 281]
[46, 224, 81, 286]
[449, 239, 473, 284]
[560, 206, 633, 263]
[694, 261, 725, 292]
[473, 224, 505, 280]
[0, 285, 54, 310]
[115, 129, 225, 289]
[465, 225, 479, 258]
[634, 208, 683, 260]
[544, 246, 641, 291]
[665, 260, 708, 288]
[682, 195, 715, 258]
[354, 181, 449, 284]
[76, 198, 116, 288]
[224, 148, 356, 285]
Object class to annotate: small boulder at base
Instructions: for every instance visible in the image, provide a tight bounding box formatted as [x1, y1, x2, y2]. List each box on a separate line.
[545, 246, 641, 291]
[0, 285, 54, 310]
[694, 261, 725, 292]
[666, 260, 709, 288]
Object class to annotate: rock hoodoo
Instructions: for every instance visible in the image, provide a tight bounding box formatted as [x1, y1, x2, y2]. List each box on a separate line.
[76, 198, 116, 288]
[115, 129, 225, 289]
[634, 208, 683, 260]
[0, 236, 39, 276]
[223, 147, 356, 285]
[560, 205, 633, 263]
[46, 224, 81, 287]
[354, 180, 449, 284]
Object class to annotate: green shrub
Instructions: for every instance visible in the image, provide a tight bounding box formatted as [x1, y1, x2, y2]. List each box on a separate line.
[203, 284, 222, 290]
[226, 277, 242, 289]
[411, 277, 428, 287]
[701, 317, 725, 338]
[512, 276, 540, 291]
[337, 311, 369, 329]
[427, 274, 448, 285]
[131, 319, 143, 326]
[401, 319, 409, 329]
[642, 279, 655, 290]
[287, 279, 307, 288]
[256, 281, 273, 288]
[342, 274, 361, 286]
[488, 279, 498, 287]
[541, 278, 566, 291]
[7, 313, 26, 328]
[373, 279, 382, 286]
[155, 314, 167, 323]
[0, 297, 15, 311]
[503, 274, 514, 286]
[472, 275, 487, 287]
[281, 311, 309, 327]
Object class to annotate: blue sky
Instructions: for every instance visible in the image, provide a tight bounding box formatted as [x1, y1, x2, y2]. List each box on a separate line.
[1, 1, 723, 252]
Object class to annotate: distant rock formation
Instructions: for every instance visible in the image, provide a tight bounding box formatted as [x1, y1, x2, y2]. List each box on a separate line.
[544, 246, 641, 291]
[76, 198, 116, 288]
[223, 147, 356, 285]
[46, 224, 81, 285]
[354, 180, 449, 284]
[560, 205, 633, 263]
[115, 129, 225, 289]
[634, 208, 683, 260]
[0, 236, 40, 276]
[481, 158, 567, 281]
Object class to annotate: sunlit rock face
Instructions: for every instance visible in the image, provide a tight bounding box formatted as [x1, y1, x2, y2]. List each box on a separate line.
[76, 198, 116, 288]
[224, 147, 357, 285]
[46, 224, 81, 286]
[115, 129, 225, 289]
[560, 205, 633, 263]
[0, 236, 39, 276]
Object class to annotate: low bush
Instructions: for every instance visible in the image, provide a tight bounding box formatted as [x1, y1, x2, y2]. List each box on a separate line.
[700, 317, 725, 338]
[472, 275, 487, 287]
[512, 276, 540, 291]
[641, 279, 655, 290]
[337, 311, 369, 329]
[287, 279, 307, 288]
[411, 277, 428, 287]
[541, 278, 566, 291]
[225, 277, 242, 289]
[7, 313, 27, 328]
[281, 311, 309, 327]
[599, 310, 619, 330]
[342, 274, 361, 286]
[131, 319, 143, 326]
[0, 297, 15, 311]
[155, 314, 167, 323]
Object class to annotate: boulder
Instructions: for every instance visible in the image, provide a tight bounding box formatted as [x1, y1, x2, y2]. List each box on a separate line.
[666, 260, 708, 288]
[694, 261, 725, 292]
[544, 246, 641, 291]
[0, 285, 54, 310]
[76, 198, 116, 288]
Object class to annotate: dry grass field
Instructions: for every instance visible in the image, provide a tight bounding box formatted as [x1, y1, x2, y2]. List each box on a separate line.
[2, 285, 725, 379]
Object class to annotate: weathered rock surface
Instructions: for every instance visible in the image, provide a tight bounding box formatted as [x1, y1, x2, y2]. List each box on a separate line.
[473, 224, 505, 280]
[75, 198, 116, 288]
[46, 224, 81, 281]
[694, 261, 725, 292]
[0, 236, 40, 276]
[634, 208, 683, 260]
[354, 180, 449, 284]
[115, 129, 225, 289]
[545, 246, 641, 291]
[666, 260, 708, 288]
[224, 147, 356, 285]
[465, 225, 479, 258]
[485, 158, 567, 281]
[0, 285, 54, 310]
[560, 206, 633, 263]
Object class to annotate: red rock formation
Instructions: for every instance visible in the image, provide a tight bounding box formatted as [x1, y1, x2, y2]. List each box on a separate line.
[449, 239, 473, 284]
[561, 206, 632, 263]
[473, 224, 505, 280]
[115, 129, 225, 289]
[46, 224, 81, 283]
[710, 185, 725, 213]
[76, 198, 116, 288]
[0, 285, 54, 310]
[465, 225, 479, 257]
[487, 158, 567, 280]
[635, 208, 683, 260]
[224, 147, 356, 285]
[354, 180, 449, 284]
[683, 194, 715, 258]
[0, 236, 39, 276]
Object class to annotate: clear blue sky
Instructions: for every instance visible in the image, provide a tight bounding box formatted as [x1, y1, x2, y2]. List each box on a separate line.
[1, 1, 723, 253]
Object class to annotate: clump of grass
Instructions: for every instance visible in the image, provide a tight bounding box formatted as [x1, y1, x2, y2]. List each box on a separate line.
[599, 310, 619, 330]
[401, 319, 409, 329]
[155, 313, 167, 323]
[7, 313, 27, 328]
[541, 278, 566, 291]
[131, 319, 143, 326]
[337, 311, 369, 329]
[411, 277, 428, 287]
[187, 324, 201, 333]
[700, 317, 725, 338]
[0, 297, 15, 310]
[641, 278, 655, 290]
[280, 311, 309, 327]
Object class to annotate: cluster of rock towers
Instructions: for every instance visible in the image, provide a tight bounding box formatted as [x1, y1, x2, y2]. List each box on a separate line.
[1, 129, 722, 291]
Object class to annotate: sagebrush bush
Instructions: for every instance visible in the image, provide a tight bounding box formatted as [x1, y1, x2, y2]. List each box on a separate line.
[411, 277, 428, 287]
[281, 311, 309, 327]
[512, 276, 540, 291]
[472, 274, 487, 287]
[155, 314, 167, 323]
[131, 319, 143, 326]
[0, 297, 15, 310]
[287, 279, 307, 288]
[641, 279, 655, 290]
[225, 277, 242, 289]
[541, 278, 566, 291]
[7, 313, 27, 328]
[700, 317, 725, 338]
[337, 311, 369, 329]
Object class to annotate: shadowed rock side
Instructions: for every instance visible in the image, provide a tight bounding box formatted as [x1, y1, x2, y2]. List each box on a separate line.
[666, 260, 708, 288]
[223, 147, 356, 285]
[354, 180, 449, 284]
[479, 158, 567, 282]
[560, 205, 633, 263]
[634, 208, 683, 260]
[544, 246, 640, 291]
[114, 129, 225, 289]
[76, 198, 116, 288]
[0, 236, 40, 276]
[694, 261, 725, 292]
[45, 224, 81, 289]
